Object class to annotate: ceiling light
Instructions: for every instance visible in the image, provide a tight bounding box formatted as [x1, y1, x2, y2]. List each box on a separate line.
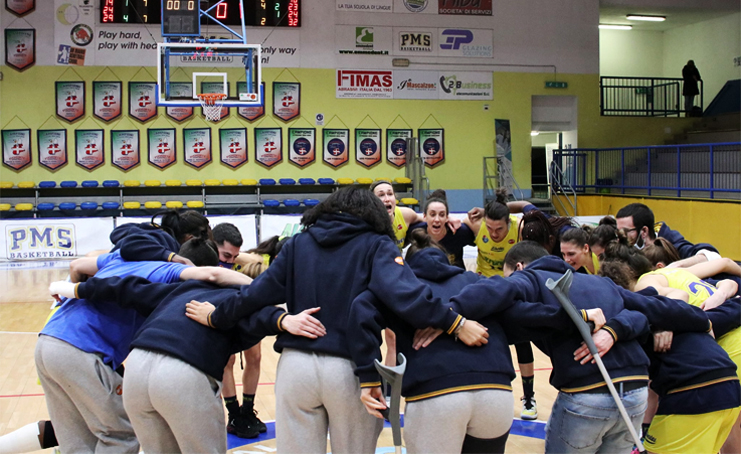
[531, 131, 540, 136]
[626, 15, 666, 22]
[599, 24, 633, 30]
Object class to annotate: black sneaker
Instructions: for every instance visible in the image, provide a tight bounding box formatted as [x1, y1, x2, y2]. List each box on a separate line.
[227, 416, 260, 439]
[242, 408, 267, 433]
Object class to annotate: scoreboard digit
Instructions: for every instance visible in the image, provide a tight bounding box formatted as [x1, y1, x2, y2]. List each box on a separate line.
[161, 0, 200, 36]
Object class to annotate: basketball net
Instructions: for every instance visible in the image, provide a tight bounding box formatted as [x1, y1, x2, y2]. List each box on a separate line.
[198, 93, 227, 122]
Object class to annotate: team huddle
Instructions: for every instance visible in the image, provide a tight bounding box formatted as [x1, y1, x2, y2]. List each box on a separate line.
[3, 182, 739, 454]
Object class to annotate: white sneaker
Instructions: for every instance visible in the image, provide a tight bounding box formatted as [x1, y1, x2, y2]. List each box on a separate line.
[520, 396, 538, 420]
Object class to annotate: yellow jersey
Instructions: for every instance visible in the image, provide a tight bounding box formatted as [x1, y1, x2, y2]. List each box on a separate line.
[393, 206, 408, 251]
[585, 252, 601, 275]
[475, 214, 519, 277]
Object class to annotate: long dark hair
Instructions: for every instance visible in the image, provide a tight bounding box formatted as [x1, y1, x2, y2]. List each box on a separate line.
[484, 188, 510, 222]
[178, 237, 219, 267]
[599, 232, 653, 285]
[301, 186, 395, 240]
[519, 210, 575, 254]
[406, 227, 449, 263]
[152, 209, 212, 245]
[247, 235, 289, 264]
[643, 237, 681, 266]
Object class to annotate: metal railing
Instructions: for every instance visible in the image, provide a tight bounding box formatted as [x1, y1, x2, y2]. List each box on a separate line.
[548, 159, 577, 216]
[600, 76, 703, 117]
[405, 137, 429, 207]
[483, 156, 522, 203]
[553, 142, 741, 200]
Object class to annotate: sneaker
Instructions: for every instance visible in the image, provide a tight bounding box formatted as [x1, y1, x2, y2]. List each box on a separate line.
[520, 396, 538, 420]
[227, 416, 260, 439]
[242, 408, 267, 433]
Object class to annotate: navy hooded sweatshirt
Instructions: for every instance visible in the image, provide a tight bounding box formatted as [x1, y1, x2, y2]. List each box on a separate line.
[110, 222, 181, 263]
[74, 277, 286, 380]
[450, 256, 713, 392]
[207, 213, 463, 359]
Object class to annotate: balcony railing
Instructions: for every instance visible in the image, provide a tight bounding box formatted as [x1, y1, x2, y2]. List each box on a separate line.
[600, 76, 703, 117]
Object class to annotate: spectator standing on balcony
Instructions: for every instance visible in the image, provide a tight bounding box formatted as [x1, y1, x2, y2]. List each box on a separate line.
[682, 60, 701, 116]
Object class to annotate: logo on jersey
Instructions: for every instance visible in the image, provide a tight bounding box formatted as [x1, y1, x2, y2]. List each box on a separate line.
[508, 239, 515, 244]
[395, 256, 404, 265]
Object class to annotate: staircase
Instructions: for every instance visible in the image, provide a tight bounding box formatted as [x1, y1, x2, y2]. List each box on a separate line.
[667, 113, 740, 145]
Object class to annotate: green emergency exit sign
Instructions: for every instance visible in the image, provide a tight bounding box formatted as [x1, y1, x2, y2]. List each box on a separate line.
[545, 81, 568, 89]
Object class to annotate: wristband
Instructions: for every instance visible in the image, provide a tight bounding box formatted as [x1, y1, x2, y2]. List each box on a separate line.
[454, 317, 466, 341]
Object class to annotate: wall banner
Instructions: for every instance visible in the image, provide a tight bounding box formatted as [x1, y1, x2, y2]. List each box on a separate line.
[355, 129, 381, 168]
[237, 82, 265, 121]
[219, 128, 248, 169]
[110, 130, 140, 171]
[37, 129, 68, 171]
[254, 128, 283, 168]
[336, 0, 392, 12]
[337, 69, 393, 99]
[2, 129, 32, 171]
[393, 70, 438, 99]
[165, 82, 194, 122]
[386, 129, 411, 167]
[93, 81, 122, 122]
[75, 129, 104, 170]
[5, 28, 35, 71]
[438, 28, 493, 58]
[322, 129, 349, 168]
[56, 81, 85, 122]
[395, 29, 435, 55]
[2, 217, 116, 261]
[273, 82, 300, 121]
[288, 128, 316, 168]
[438, 71, 493, 100]
[147, 128, 176, 169]
[6, 0, 35, 16]
[201, 82, 230, 121]
[183, 128, 212, 169]
[336, 25, 392, 55]
[129, 82, 158, 122]
[438, 0, 492, 15]
[418, 128, 444, 167]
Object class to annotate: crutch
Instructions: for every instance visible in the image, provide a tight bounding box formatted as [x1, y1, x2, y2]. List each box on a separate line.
[374, 353, 407, 454]
[545, 270, 645, 453]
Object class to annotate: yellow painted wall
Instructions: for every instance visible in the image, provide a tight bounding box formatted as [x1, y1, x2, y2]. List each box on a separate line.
[571, 194, 741, 261]
[0, 67, 696, 192]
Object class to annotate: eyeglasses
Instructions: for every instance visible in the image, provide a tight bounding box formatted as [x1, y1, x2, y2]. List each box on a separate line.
[624, 227, 637, 233]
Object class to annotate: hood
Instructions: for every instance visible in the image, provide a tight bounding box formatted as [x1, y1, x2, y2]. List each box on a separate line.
[407, 248, 465, 282]
[525, 255, 576, 274]
[306, 212, 378, 247]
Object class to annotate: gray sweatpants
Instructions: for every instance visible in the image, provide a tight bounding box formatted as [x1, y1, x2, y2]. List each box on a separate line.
[275, 349, 384, 453]
[34, 334, 139, 454]
[404, 389, 514, 453]
[122, 349, 225, 454]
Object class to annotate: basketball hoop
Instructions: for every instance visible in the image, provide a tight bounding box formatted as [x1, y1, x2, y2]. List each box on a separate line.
[198, 93, 227, 122]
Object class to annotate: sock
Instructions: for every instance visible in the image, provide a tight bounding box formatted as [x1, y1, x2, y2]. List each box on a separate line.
[40, 420, 58, 449]
[0, 421, 42, 454]
[242, 394, 255, 413]
[522, 375, 535, 399]
[641, 423, 651, 438]
[224, 396, 240, 420]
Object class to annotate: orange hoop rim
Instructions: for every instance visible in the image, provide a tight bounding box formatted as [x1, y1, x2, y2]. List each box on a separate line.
[197, 93, 228, 105]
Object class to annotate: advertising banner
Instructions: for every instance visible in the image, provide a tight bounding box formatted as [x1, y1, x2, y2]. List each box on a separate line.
[273, 82, 300, 121]
[438, 71, 493, 100]
[166, 82, 194, 122]
[75, 129, 105, 170]
[237, 82, 265, 121]
[418, 128, 444, 167]
[147, 128, 176, 169]
[288, 128, 316, 168]
[395, 29, 434, 56]
[255, 128, 283, 168]
[394, 0, 436, 14]
[336, 69, 393, 99]
[2, 218, 115, 260]
[393, 70, 438, 99]
[56, 81, 85, 122]
[183, 128, 212, 169]
[37, 129, 68, 171]
[129, 82, 158, 122]
[438, 0, 491, 15]
[386, 129, 411, 167]
[2, 129, 32, 170]
[110, 130, 140, 171]
[93, 81, 122, 121]
[336, 0, 392, 12]
[219, 128, 248, 169]
[5, 28, 35, 70]
[355, 129, 381, 167]
[438, 28, 492, 58]
[337, 26, 392, 55]
[322, 129, 349, 167]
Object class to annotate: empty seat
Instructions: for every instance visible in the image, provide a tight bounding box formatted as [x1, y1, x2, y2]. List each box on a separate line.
[82, 180, 99, 188]
[279, 178, 296, 185]
[15, 203, 34, 211]
[144, 201, 162, 209]
[299, 178, 316, 185]
[185, 179, 202, 187]
[204, 179, 220, 186]
[58, 202, 76, 210]
[303, 198, 320, 207]
[394, 177, 412, 184]
[123, 201, 141, 209]
[165, 179, 182, 187]
[186, 201, 204, 208]
[259, 179, 276, 185]
[263, 199, 280, 207]
[102, 202, 120, 210]
[60, 181, 78, 188]
[124, 180, 141, 187]
[400, 197, 419, 206]
[80, 202, 98, 210]
[241, 179, 258, 186]
[17, 181, 34, 189]
[166, 201, 184, 209]
[37, 203, 55, 211]
[145, 180, 161, 187]
[356, 178, 373, 185]
[39, 181, 56, 188]
[283, 199, 300, 207]
[0, 203, 11, 211]
[318, 178, 335, 185]
[222, 179, 239, 186]
[376, 177, 391, 182]
[337, 178, 354, 185]
[0, 181, 13, 189]
[103, 180, 120, 188]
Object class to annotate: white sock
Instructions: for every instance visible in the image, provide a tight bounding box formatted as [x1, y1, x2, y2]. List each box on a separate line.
[0, 422, 42, 454]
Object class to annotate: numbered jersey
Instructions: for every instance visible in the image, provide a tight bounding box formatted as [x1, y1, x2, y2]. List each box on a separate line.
[393, 206, 409, 251]
[475, 215, 519, 277]
[646, 268, 716, 307]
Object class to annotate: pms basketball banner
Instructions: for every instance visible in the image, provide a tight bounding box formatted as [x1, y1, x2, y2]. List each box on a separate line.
[2, 129, 32, 170]
[255, 128, 283, 168]
[110, 130, 140, 171]
[183, 128, 212, 169]
[37, 129, 68, 170]
[147, 128, 176, 169]
[322, 129, 349, 167]
[355, 129, 381, 168]
[2, 218, 115, 261]
[93, 81, 122, 122]
[4, 28, 35, 71]
[129, 82, 158, 122]
[386, 129, 411, 167]
[219, 128, 248, 169]
[75, 129, 104, 170]
[273, 82, 300, 121]
[418, 128, 445, 167]
[288, 128, 316, 168]
[56, 81, 85, 122]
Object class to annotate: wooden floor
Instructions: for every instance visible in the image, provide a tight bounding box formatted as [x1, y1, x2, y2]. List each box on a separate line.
[0, 262, 557, 453]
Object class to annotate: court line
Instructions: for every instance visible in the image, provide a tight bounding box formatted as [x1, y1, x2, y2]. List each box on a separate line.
[0, 382, 278, 399]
